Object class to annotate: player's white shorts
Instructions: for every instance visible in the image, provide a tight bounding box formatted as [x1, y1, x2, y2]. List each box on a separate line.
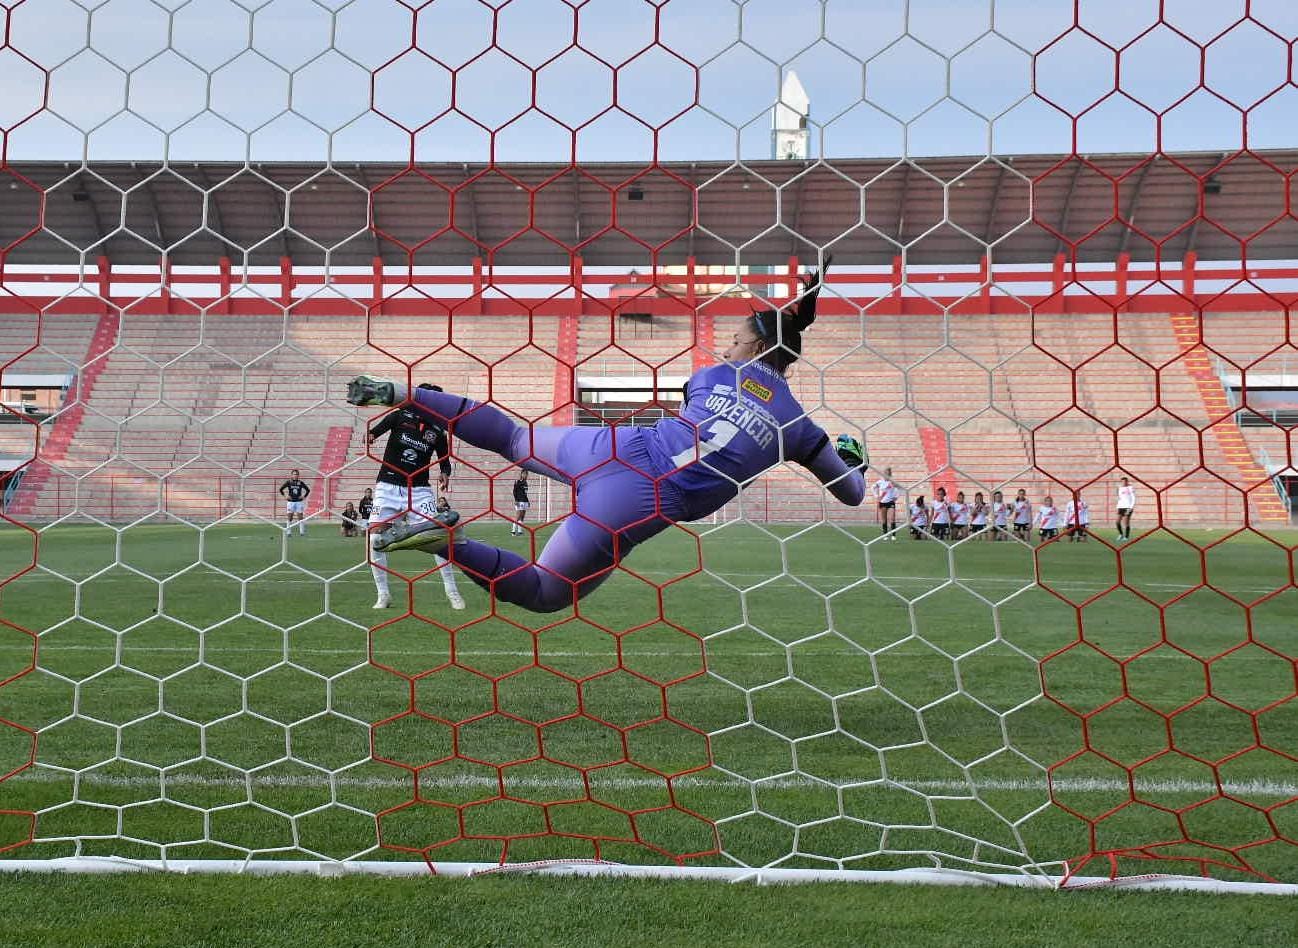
[515, 501, 530, 511]
[285, 501, 306, 514]
[371, 482, 438, 525]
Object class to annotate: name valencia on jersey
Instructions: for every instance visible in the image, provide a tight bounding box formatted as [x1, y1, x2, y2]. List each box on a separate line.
[700, 383, 778, 452]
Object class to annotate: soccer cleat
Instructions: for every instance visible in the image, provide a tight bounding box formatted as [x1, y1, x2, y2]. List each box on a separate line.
[373, 593, 391, 609]
[374, 508, 462, 553]
[448, 593, 466, 611]
[347, 376, 399, 407]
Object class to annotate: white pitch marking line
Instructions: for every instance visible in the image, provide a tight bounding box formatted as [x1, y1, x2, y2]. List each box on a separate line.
[8, 770, 1298, 798]
[5, 569, 1291, 596]
[10, 643, 1284, 665]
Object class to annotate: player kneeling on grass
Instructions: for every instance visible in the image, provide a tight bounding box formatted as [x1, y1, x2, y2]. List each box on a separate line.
[1064, 495, 1089, 542]
[908, 495, 929, 539]
[340, 502, 360, 537]
[347, 260, 865, 614]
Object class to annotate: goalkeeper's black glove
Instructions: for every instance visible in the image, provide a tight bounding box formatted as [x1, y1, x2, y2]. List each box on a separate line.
[835, 434, 865, 468]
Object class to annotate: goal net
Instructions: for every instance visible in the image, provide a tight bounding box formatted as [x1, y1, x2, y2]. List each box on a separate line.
[0, 0, 1295, 888]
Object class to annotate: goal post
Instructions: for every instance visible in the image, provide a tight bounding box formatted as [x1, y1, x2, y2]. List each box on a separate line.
[0, 1, 1296, 890]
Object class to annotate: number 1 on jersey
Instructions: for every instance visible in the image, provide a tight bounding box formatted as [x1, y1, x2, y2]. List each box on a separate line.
[671, 419, 740, 469]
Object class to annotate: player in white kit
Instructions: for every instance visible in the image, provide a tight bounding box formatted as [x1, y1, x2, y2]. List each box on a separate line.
[909, 495, 929, 539]
[872, 467, 900, 539]
[1036, 496, 1060, 542]
[991, 489, 1010, 541]
[1116, 477, 1136, 542]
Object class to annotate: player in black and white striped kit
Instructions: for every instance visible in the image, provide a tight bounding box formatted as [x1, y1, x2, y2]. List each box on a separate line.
[366, 385, 464, 611]
[279, 470, 311, 536]
[510, 471, 530, 537]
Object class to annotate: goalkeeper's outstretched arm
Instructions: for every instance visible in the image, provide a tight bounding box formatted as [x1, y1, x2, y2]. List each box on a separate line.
[802, 435, 866, 506]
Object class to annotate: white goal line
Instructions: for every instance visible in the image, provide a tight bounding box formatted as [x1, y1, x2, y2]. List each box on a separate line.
[0, 857, 1293, 896]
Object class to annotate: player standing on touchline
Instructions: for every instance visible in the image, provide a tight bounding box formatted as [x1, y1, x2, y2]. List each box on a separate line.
[1116, 476, 1136, 543]
[365, 384, 465, 611]
[279, 469, 310, 536]
[511, 470, 530, 537]
[347, 259, 865, 614]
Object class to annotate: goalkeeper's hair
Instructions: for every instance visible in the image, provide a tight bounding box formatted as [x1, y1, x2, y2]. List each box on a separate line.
[749, 257, 831, 375]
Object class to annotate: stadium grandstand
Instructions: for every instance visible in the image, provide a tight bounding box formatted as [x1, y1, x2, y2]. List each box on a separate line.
[2, 153, 1294, 526]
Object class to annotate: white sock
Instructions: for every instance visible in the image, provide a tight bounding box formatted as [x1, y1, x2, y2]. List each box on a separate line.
[435, 553, 461, 599]
[371, 546, 390, 599]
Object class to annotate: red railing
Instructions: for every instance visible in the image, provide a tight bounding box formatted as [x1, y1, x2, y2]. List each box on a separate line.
[1, 254, 1296, 317]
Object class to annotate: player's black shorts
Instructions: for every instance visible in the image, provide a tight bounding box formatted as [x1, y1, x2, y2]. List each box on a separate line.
[1039, 528, 1058, 539]
[932, 523, 949, 539]
[1117, 507, 1132, 516]
[971, 523, 985, 533]
[878, 501, 895, 509]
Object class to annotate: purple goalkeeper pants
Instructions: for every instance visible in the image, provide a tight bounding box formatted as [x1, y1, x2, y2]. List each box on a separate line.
[412, 388, 685, 613]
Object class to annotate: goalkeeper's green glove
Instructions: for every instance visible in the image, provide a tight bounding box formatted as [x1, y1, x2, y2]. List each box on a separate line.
[835, 434, 865, 468]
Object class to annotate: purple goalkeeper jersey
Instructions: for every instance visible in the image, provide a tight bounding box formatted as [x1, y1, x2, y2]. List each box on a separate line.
[643, 360, 831, 519]
[407, 364, 862, 614]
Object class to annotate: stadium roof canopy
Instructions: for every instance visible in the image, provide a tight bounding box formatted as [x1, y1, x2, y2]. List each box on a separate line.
[3, 150, 1294, 268]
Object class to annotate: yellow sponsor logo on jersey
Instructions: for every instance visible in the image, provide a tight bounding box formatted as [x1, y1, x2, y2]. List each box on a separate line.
[741, 378, 773, 402]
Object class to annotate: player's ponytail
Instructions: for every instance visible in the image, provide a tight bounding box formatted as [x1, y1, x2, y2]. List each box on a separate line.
[749, 255, 831, 375]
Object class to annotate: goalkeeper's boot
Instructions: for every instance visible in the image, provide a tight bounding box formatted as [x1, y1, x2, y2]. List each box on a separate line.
[374, 508, 462, 553]
[347, 376, 400, 407]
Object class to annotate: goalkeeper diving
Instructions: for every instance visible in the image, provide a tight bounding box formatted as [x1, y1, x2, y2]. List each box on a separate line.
[347, 257, 865, 613]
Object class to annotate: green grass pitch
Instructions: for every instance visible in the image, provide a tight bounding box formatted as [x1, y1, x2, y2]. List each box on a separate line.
[0, 518, 1294, 888]
[3, 873, 1297, 948]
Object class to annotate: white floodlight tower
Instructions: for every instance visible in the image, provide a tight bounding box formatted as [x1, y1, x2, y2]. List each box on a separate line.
[771, 71, 810, 160]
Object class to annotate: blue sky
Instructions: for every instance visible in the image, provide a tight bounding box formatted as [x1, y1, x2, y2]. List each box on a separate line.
[1, 0, 1294, 163]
